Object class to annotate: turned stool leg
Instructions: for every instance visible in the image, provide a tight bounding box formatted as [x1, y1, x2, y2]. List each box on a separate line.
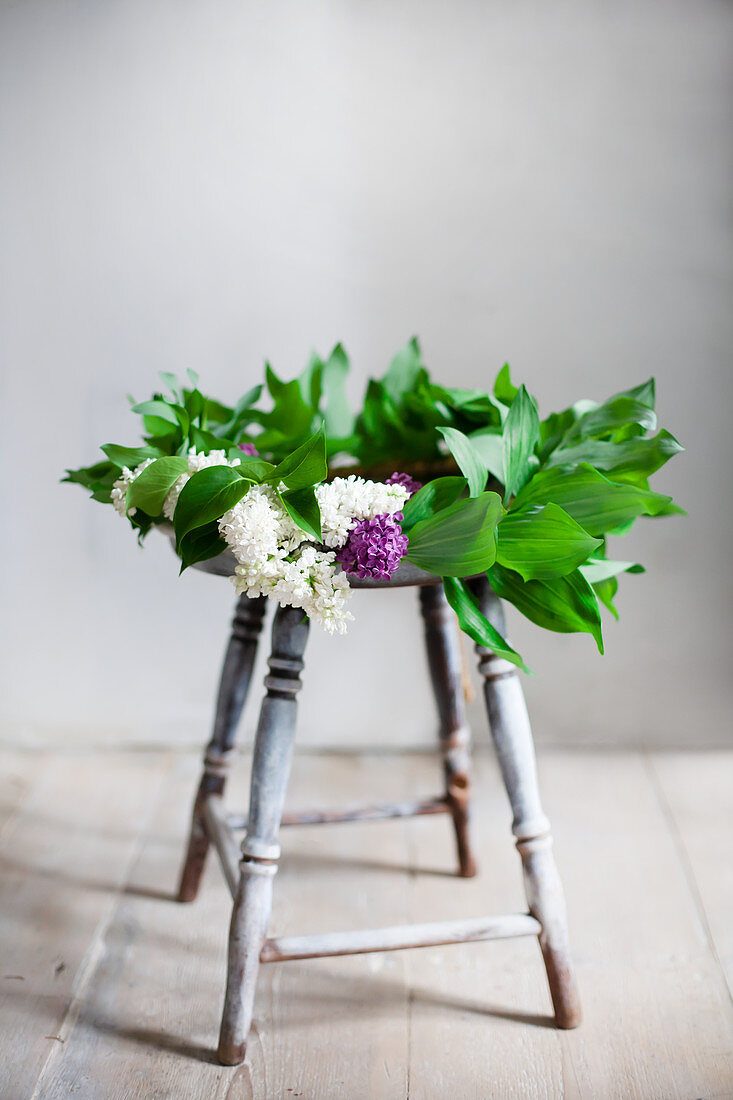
[178, 595, 267, 903]
[218, 603, 310, 1065]
[469, 577, 582, 1029]
[419, 583, 477, 878]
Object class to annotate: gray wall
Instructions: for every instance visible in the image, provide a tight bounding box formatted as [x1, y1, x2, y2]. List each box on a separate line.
[2, 0, 731, 750]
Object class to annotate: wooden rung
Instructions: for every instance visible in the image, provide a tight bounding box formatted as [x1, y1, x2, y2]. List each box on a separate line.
[227, 796, 449, 831]
[260, 913, 541, 962]
[202, 797, 239, 899]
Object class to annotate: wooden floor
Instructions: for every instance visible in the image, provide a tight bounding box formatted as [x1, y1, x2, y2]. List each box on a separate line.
[0, 748, 731, 1099]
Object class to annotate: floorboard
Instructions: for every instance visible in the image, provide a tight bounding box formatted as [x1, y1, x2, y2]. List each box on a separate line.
[0, 749, 730, 1098]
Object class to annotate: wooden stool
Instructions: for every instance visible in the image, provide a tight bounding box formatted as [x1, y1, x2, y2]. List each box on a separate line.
[177, 565, 581, 1065]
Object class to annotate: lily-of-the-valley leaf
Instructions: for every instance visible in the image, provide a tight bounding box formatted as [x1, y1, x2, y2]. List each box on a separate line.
[512, 462, 675, 536]
[437, 426, 488, 497]
[487, 562, 604, 653]
[406, 491, 504, 577]
[502, 384, 540, 500]
[443, 576, 528, 672]
[401, 476, 467, 534]
[496, 503, 602, 581]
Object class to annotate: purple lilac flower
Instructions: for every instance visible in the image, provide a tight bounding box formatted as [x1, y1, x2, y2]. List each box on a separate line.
[238, 442, 259, 456]
[386, 471, 422, 497]
[337, 512, 409, 580]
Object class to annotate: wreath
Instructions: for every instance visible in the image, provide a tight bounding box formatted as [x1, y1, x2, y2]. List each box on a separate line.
[65, 339, 683, 670]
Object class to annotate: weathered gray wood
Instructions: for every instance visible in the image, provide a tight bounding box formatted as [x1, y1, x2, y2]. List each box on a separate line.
[217, 603, 310, 1066]
[469, 575, 582, 1030]
[419, 583, 476, 877]
[178, 594, 266, 903]
[261, 913, 541, 962]
[227, 796, 449, 830]
[202, 796, 240, 898]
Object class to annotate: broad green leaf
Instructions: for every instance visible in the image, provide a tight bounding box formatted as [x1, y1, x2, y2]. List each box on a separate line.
[406, 491, 505, 577]
[132, 399, 179, 426]
[101, 443, 161, 469]
[280, 486, 322, 541]
[593, 576, 619, 618]
[259, 373, 315, 442]
[496, 504, 602, 581]
[178, 521, 228, 572]
[322, 344, 355, 438]
[547, 429, 683, 477]
[494, 363, 518, 405]
[62, 461, 118, 503]
[187, 368, 200, 389]
[512, 463, 675, 536]
[487, 563, 604, 653]
[612, 377, 655, 410]
[132, 400, 189, 436]
[467, 429, 505, 482]
[443, 576, 528, 672]
[126, 456, 189, 516]
[186, 388, 205, 426]
[173, 466, 253, 545]
[401, 477, 467, 533]
[437, 427, 488, 496]
[267, 428, 327, 491]
[189, 426, 236, 454]
[560, 396, 657, 445]
[503, 384, 540, 499]
[231, 455, 277, 481]
[382, 338, 422, 405]
[579, 558, 645, 584]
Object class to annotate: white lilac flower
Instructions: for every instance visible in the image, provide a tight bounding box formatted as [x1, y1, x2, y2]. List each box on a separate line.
[230, 544, 354, 635]
[110, 457, 156, 517]
[316, 476, 410, 548]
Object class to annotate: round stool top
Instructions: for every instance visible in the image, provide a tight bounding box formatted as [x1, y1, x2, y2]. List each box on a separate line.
[160, 527, 442, 588]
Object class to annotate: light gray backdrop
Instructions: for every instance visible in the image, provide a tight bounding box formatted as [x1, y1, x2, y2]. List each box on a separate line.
[2, 0, 731, 750]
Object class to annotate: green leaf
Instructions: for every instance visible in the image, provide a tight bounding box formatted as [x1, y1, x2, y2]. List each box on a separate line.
[173, 467, 253, 545]
[443, 577, 528, 672]
[382, 338, 422, 405]
[466, 429, 505, 483]
[231, 455, 277, 481]
[613, 377, 655, 410]
[218, 386, 263, 436]
[546, 429, 683, 477]
[488, 563, 604, 652]
[496, 504, 602, 581]
[494, 363, 518, 405]
[158, 372, 182, 403]
[406, 492, 505, 577]
[437, 427, 488, 497]
[321, 344, 355, 438]
[560, 396, 657, 445]
[401, 477, 467, 533]
[579, 558, 645, 584]
[280, 486, 322, 541]
[101, 443, 161, 469]
[132, 399, 180, 426]
[503, 384, 540, 499]
[126, 456, 189, 516]
[512, 463, 675, 536]
[591, 576, 618, 618]
[187, 369, 200, 389]
[189, 426, 236, 454]
[178, 521, 228, 572]
[267, 428, 327, 491]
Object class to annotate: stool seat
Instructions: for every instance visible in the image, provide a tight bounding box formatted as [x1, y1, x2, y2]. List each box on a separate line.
[162, 524, 458, 588]
[174, 539, 582, 1065]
